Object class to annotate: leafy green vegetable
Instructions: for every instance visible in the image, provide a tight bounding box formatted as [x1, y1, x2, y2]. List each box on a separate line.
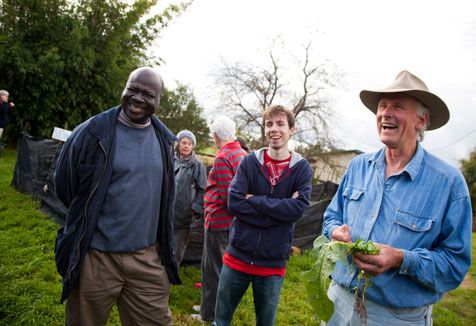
[301, 236, 349, 323]
[349, 238, 379, 255]
[302, 235, 380, 324]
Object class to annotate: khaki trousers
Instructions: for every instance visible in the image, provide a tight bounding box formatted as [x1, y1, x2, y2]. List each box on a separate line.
[65, 243, 172, 326]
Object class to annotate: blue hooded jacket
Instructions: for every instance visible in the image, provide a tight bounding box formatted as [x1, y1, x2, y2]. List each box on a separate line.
[227, 148, 312, 268]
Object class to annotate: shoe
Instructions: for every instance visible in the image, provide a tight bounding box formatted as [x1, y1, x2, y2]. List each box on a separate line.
[192, 305, 200, 312]
[190, 314, 203, 322]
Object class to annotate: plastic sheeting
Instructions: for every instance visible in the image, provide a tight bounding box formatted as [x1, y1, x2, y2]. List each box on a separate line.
[11, 133, 67, 225]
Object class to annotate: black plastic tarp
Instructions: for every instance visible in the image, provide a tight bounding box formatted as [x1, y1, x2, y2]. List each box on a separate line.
[11, 133, 68, 225]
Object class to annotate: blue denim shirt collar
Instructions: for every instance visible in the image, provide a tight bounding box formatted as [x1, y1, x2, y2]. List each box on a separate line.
[368, 142, 424, 182]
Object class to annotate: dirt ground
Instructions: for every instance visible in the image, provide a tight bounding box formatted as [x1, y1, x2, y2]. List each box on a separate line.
[460, 273, 476, 289]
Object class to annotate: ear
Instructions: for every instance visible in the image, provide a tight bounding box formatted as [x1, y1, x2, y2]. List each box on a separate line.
[289, 126, 295, 136]
[416, 111, 428, 130]
[212, 132, 219, 145]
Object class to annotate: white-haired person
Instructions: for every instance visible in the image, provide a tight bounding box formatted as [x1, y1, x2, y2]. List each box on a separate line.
[323, 71, 472, 325]
[173, 130, 207, 265]
[0, 90, 15, 139]
[192, 116, 247, 322]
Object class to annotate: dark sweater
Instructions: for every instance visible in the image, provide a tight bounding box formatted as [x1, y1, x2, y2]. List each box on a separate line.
[90, 121, 163, 252]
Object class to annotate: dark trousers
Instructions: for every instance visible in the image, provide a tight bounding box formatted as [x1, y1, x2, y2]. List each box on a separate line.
[173, 227, 191, 266]
[214, 265, 284, 326]
[200, 228, 229, 321]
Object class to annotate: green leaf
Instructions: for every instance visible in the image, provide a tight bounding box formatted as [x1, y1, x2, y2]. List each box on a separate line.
[301, 235, 350, 323]
[302, 235, 381, 323]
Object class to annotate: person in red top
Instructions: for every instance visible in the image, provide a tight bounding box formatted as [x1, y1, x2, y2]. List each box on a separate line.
[213, 105, 312, 326]
[195, 115, 246, 322]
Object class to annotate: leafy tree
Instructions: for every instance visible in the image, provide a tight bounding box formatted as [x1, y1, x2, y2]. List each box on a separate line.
[156, 84, 211, 149]
[211, 39, 342, 150]
[0, 0, 188, 144]
[460, 146, 476, 231]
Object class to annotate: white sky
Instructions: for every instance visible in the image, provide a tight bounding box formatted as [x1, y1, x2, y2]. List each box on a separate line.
[153, 0, 476, 168]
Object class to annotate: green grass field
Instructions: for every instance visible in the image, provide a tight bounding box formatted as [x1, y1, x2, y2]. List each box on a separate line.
[0, 147, 475, 325]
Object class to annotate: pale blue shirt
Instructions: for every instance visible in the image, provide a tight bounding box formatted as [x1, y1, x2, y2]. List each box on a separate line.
[322, 143, 472, 308]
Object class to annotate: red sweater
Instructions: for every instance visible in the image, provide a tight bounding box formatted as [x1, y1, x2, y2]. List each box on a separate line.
[204, 141, 246, 230]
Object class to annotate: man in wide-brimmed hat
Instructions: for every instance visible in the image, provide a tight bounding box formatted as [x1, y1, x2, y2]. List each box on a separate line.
[322, 71, 472, 325]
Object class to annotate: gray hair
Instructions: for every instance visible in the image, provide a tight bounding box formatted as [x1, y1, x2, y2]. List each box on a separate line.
[210, 115, 236, 141]
[416, 101, 431, 142]
[0, 90, 9, 96]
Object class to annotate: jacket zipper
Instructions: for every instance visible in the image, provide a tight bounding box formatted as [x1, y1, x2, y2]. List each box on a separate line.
[167, 145, 173, 193]
[251, 167, 276, 264]
[252, 162, 293, 263]
[250, 231, 263, 265]
[67, 141, 108, 280]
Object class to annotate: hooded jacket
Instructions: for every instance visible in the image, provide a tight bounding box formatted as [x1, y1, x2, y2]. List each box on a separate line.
[54, 105, 181, 303]
[227, 148, 312, 268]
[173, 151, 207, 228]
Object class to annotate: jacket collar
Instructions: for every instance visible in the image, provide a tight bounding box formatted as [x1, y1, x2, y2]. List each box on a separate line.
[87, 105, 177, 146]
[175, 151, 198, 167]
[253, 147, 304, 169]
[369, 142, 424, 181]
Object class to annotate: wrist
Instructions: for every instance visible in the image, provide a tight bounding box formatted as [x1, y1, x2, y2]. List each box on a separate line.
[392, 248, 404, 269]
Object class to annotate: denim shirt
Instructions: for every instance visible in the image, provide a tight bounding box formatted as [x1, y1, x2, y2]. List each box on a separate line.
[322, 143, 472, 308]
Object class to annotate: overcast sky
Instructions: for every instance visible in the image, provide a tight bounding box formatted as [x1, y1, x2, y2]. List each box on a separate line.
[154, 0, 476, 168]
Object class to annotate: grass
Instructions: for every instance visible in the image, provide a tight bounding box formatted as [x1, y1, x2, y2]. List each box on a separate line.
[0, 147, 475, 325]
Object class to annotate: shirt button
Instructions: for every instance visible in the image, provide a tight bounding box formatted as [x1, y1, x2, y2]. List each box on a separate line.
[412, 223, 416, 228]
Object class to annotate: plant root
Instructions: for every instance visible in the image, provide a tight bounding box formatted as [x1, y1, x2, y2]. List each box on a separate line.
[353, 270, 371, 326]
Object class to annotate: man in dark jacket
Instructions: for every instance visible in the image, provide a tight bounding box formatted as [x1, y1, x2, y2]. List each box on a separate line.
[213, 105, 312, 326]
[54, 67, 181, 326]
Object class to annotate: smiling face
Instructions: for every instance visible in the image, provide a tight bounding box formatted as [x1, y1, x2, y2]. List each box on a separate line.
[376, 93, 428, 150]
[178, 137, 194, 158]
[121, 68, 163, 124]
[265, 113, 295, 151]
[0, 94, 8, 103]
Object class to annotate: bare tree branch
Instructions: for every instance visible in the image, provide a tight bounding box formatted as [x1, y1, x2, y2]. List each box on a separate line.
[210, 38, 342, 151]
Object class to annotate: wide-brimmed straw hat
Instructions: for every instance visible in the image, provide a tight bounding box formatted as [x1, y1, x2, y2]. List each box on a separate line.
[359, 70, 450, 130]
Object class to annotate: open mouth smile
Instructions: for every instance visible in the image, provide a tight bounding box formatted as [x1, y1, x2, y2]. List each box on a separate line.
[382, 123, 397, 131]
[131, 104, 145, 112]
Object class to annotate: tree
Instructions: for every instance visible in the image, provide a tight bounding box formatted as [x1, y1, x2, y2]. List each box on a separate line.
[210, 39, 342, 150]
[0, 0, 188, 144]
[157, 84, 211, 149]
[460, 146, 476, 232]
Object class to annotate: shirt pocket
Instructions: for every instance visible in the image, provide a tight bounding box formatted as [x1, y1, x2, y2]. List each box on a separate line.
[389, 210, 435, 248]
[343, 186, 364, 226]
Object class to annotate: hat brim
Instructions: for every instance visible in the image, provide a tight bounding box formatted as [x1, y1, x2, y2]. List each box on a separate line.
[359, 88, 450, 130]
